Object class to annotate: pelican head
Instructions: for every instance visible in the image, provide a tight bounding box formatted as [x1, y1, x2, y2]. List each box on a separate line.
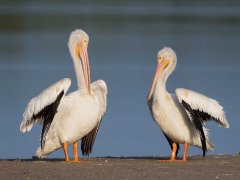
[148, 47, 177, 100]
[68, 29, 91, 93]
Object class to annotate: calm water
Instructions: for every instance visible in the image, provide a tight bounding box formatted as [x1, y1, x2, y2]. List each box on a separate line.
[0, 1, 240, 159]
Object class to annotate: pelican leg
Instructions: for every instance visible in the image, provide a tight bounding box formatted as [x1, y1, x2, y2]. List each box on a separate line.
[170, 142, 177, 160]
[183, 142, 188, 161]
[72, 142, 81, 162]
[161, 142, 188, 162]
[161, 142, 177, 162]
[63, 142, 70, 162]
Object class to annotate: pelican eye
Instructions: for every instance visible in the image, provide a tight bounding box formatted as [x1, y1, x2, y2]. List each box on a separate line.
[158, 55, 163, 63]
[83, 39, 87, 43]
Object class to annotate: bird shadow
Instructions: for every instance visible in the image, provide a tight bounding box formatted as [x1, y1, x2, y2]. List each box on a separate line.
[100, 156, 202, 161]
[0, 158, 64, 162]
[0, 155, 204, 162]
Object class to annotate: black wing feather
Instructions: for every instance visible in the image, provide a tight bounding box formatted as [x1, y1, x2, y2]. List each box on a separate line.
[32, 90, 64, 149]
[81, 120, 102, 156]
[182, 100, 207, 156]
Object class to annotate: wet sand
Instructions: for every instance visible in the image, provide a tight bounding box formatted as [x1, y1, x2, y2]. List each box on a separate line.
[0, 155, 239, 179]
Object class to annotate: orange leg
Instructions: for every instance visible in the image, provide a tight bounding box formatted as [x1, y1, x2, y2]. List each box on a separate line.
[161, 142, 178, 162]
[63, 142, 70, 162]
[161, 142, 188, 162]
[183, 142, 188, 161]
[72, 142, 80, 162]
[170, 142, 177, 160]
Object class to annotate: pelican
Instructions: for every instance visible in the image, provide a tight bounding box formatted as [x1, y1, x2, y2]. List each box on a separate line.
[147, 47, 229, 162]
[20, 29, 107, 162]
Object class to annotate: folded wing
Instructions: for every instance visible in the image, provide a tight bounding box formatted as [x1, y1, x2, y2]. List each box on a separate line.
[81, 80, 107, 156]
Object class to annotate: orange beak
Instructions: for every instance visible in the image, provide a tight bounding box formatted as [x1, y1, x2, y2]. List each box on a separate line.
[147, 59, 169, 100]
[79, 45, 91, 94]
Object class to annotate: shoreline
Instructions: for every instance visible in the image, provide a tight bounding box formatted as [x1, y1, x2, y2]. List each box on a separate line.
[1, 155, 239, 179]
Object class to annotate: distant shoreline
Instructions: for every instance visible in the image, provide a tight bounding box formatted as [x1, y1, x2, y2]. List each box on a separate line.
[1, 155, 239, 179]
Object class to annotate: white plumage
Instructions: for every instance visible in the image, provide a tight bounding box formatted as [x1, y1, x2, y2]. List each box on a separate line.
[176, 88, 229, 128]
[20, 78, 71, 133]
[147, 47, 229, 162]
[20, 29, 107, 162]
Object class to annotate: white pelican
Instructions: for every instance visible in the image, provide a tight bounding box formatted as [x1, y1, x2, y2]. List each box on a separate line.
[20, 29, 107, 162]
[147, 47, 229, 162]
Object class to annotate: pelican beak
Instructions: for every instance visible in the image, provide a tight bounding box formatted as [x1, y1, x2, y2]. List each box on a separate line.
[78, 44, 91, 94]
[147, 59, 169, 101]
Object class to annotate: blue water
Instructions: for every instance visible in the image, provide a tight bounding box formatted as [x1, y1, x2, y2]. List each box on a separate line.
[0, 1, 240, 159]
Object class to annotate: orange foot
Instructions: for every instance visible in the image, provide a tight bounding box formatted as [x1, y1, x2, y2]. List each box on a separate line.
[160, 159, 187, 163]
[65, 159, 87, 163]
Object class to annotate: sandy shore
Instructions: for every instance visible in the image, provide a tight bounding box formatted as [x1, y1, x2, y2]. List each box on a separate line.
[0, 155, 239, 179]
